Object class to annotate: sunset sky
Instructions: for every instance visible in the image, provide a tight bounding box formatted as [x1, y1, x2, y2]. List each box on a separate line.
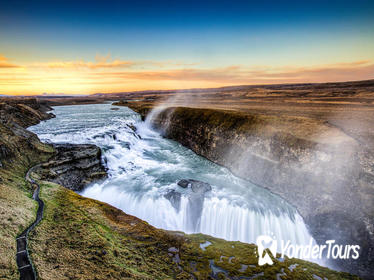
[1, 0, 374, 95]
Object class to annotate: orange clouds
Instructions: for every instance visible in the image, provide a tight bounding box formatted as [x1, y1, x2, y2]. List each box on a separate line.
[0, 54, 20, 68]
[32, 54, 134, 69]
[27, 54, 199, 70]
[88, 61, 374, 84]
[0, 55, 373, 95]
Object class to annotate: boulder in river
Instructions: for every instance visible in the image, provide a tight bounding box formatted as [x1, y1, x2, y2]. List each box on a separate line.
[177, 179, 189, 188]
[164, 190, 181, 212]
[173, 179, 212, 232]
[177, 179, 212, 193]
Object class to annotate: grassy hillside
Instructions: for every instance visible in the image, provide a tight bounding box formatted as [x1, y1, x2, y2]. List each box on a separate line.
[26, 178, 358, 280]
[0, 121, 54, 279]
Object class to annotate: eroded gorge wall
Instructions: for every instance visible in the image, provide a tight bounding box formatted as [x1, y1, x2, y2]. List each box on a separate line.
[144, 106, 374, 278]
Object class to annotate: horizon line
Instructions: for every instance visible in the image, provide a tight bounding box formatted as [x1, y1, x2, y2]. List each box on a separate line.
[1, 78, 373, 97]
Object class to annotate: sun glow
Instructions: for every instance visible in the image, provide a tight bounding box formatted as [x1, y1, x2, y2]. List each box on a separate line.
[1, 55, 373, 95]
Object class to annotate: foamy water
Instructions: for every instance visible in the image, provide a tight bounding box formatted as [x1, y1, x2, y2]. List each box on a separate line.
[29, 103, 315, 253]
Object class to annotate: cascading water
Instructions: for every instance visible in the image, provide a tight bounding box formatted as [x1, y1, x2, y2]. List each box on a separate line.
[29, 103, 316, 255]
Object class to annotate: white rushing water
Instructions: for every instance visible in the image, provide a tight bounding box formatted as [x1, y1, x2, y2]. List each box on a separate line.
[29, 103, 315, 253]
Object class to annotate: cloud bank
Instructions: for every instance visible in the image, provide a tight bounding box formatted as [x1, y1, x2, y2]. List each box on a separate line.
[0, 54, 373, 95]
[0, 55, 20, 68]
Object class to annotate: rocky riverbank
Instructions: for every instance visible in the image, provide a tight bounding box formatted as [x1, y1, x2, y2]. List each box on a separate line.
[126, 104, 374, 279]
[0, 98, 109, 279]
[33, 144, 107, 191]
[0, 98, 107, 190]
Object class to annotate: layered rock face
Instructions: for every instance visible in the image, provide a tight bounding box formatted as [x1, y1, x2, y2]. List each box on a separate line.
[144, 106, 374, 278]
[0, 98, 55, 127]
[0, 98, 55, 169]
[33, 144, 107, 191]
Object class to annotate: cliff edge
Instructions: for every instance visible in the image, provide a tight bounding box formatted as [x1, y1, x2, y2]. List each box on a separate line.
[128, 104, 373, 279]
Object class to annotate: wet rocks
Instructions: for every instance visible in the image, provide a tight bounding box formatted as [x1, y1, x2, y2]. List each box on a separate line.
[186, 192, 205, 232]
[34, 144, 107, 191]
[112, 100, 129, 106]
[164, 190, 181, 211]
[125, 123, 141, 139]
[177, 179, 189, 188]
[177, 179, 212, 193]
[191, 181, 212, 194]
[165, 179, 212, 232]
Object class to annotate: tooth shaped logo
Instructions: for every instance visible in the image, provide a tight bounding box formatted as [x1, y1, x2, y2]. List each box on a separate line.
[256, 235, 277, 266]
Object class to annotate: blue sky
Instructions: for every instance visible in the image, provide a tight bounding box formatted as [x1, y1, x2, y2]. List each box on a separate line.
[0, 0, 373, 94]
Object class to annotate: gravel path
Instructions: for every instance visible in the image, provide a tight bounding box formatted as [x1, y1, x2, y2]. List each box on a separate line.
[16, 165, 44, 280]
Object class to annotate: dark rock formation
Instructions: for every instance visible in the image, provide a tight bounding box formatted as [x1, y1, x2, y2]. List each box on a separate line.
[177, 179, 190, 188]
[112, 100, 129, 106]
[145, 106, 374, 279]
[0, 143, 12, 167]
[164, 189, 181, 211]
[114, 100, 153, 120]
[165, 179, 212, 232]
[0, 98, 55, 169]
[34, 144, 107, 191]
[185, 180, 212, 232]
[0, 98, 107, 191]
[178, 179, 212, 193]
[191, 181, 212, 194]
[166, 179, 212, 213]
[0, 98, 55, 128]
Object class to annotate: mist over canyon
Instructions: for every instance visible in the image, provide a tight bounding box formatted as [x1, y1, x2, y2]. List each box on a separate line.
[29, 104, 314, 252]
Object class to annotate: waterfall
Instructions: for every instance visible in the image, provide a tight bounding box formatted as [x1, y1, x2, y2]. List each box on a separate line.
[29, 103, 317, 259]
[82, 182, 313, 252]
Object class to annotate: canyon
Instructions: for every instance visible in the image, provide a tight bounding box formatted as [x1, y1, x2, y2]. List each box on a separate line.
[1, 79, 373, 279]
[117, 80, 374, 278]
[129, 106, 373, 277]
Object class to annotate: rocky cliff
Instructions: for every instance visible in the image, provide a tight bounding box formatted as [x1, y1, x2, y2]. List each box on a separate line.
[0, 98, 55, 169]
[0, 99, 107, 189]
[33, 144, 107, 191]
[0, 98, 54, 127]
[135, 105, 374, 279]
